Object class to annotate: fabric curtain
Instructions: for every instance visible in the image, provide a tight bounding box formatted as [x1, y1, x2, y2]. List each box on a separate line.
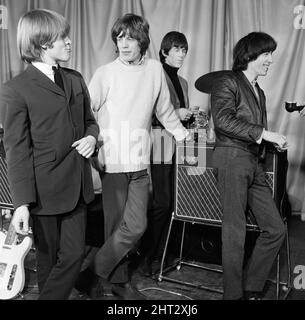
[1, 0, 305, 214]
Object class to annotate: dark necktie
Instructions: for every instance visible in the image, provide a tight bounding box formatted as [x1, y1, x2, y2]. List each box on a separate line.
[52, 66, 65, 92]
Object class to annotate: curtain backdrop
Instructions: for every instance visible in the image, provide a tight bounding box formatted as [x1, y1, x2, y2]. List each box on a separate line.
[1, 0, 305, 214]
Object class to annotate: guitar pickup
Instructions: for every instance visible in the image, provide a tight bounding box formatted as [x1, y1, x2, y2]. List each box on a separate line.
[7, 264, 17, 291]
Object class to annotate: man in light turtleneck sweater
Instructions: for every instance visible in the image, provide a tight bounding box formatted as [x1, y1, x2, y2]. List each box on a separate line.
[140, 32, 192, 276]
[88, 15, 190, 300]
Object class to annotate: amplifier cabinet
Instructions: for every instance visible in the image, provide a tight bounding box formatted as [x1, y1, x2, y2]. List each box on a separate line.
[0, 146, 13, 210]
[175, 142, 286, 229]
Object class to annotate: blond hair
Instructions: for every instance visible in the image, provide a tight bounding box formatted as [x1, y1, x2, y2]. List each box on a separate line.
[17, 9, 70, 63]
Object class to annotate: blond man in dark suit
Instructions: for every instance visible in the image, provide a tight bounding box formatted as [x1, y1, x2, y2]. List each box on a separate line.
[0, 9, 99, 299]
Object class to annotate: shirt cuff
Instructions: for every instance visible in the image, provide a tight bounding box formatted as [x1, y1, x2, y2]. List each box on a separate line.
[174, 127, 190, 142]
[256, 128, 265, 144]
[17, 204, 29, 210]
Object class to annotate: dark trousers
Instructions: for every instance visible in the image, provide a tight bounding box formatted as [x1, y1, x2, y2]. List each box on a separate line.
[213, 147, 285, 300]
[31, 201, 87, 300]
[144, 163, 174, 260]
[94, 170, 149, 283]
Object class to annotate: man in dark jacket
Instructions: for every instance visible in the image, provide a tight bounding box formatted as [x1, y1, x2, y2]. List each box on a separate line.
[211, 32, 287, 300]
[0, 9, 99, 299]
[141, 31, 192, 275]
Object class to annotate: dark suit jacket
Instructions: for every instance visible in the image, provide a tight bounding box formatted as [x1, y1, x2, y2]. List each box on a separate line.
[0, 64, 99, 215]
[211, 71, 267, 155]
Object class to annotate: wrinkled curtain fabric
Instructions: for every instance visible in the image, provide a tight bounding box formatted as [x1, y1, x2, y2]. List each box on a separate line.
[1, 0, 305, 214]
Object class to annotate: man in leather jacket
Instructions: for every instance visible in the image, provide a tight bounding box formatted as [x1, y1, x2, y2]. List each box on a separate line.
[211, 32, 287, 300]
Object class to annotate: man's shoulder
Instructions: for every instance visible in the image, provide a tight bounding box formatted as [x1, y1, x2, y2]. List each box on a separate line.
[213, 71, 240, 89]
[145, 58, 162, 68]
[144, 59, 164, 78]
[217, 70, 238, 81]
[61, 67, 84, 80]
[92, 59, 118, 75]
[178, 74, 188, 85]
[1, 69, 29, 94]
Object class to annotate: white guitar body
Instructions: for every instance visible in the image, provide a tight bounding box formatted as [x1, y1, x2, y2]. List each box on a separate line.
[0, 229, 32, 300]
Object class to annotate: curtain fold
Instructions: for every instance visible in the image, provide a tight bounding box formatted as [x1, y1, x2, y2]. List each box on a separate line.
[1, 0, 305, 214]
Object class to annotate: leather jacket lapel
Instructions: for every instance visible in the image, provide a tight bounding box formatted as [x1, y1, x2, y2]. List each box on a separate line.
[238, 71, 260, 106]
[236, 71, 266, 127]
[256, 83, 268, 129]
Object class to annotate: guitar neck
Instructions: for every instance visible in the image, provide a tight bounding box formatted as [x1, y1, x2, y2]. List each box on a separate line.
[4, 222, 17, 246]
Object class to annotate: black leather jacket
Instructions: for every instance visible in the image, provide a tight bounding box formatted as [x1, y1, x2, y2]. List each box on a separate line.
[211, 71, 267, 156]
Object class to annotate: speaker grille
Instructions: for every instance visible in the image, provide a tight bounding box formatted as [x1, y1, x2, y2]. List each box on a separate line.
[175, 144, 275, 229]
[176, 167, 222, 223]
[0, 156, 13, 209]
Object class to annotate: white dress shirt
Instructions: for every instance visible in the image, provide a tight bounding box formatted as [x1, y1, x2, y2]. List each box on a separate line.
[32, 61, 58, 82]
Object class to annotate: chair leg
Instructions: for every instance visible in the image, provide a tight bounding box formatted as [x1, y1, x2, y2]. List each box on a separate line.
[285, 225, 292, 289]
[177, 221, 186, 269]
[274, 223, 292, 300]
[276, 253, 280, 299]
[158, 213, 175, 281]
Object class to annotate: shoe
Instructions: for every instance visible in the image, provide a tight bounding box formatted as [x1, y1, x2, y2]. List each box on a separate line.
[112, 282, 147, 300]
[138, 257, 153, 277]
[243, 291, 263, 300]
[74, 268, 95, 295]
[89, 275, 113, 299]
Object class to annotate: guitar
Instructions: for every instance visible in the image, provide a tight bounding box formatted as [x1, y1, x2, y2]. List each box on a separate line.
[0, 221, 32, 300]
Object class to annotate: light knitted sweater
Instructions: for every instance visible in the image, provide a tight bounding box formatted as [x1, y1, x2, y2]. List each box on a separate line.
[89, 57, 188, 173]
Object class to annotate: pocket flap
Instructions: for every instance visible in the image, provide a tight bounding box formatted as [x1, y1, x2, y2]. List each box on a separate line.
[34, 150, 56, 166]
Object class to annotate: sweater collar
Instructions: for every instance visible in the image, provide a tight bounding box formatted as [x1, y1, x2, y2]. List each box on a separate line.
[118, 55, 145, 66]
[163, 62, 179, 76]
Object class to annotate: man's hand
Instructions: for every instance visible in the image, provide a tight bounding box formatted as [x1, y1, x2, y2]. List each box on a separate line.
[72, 135, 96, 158]
[12, 206, 30, 235]
[184, 130, 192, 142]
[262, 130, 288, 151]
[176, 108, 193, 122]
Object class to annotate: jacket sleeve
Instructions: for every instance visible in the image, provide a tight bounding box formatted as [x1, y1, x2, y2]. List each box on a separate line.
[88, 68, 108, 113]
[211, 76, 264, 142]
[180, 76, 190, 109]
[0, 84, 36, 208]
[80, 76, 99, 141]
[154, 68, 189, 142]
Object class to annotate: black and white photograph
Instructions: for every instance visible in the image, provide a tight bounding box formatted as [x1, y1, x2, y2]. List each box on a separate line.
[1, 0, 305, 309]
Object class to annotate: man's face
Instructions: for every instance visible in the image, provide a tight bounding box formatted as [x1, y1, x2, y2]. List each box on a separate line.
[117, 31, 142, 64]
[248, 51, 273, 77]
[42, 36, 72, 65]
[164, 46, 187, 68]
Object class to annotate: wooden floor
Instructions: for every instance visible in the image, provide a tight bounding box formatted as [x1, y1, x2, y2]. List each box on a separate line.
[2, 214, 305, 301]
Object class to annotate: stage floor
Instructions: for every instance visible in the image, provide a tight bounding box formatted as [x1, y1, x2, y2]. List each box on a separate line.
[2, 215, 305, 300]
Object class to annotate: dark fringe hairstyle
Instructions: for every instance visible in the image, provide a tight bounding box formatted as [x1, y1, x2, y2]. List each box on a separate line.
[232, 32, 277, 72]
[159, 31, 188, 63]
[111, 13, 150, 55]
